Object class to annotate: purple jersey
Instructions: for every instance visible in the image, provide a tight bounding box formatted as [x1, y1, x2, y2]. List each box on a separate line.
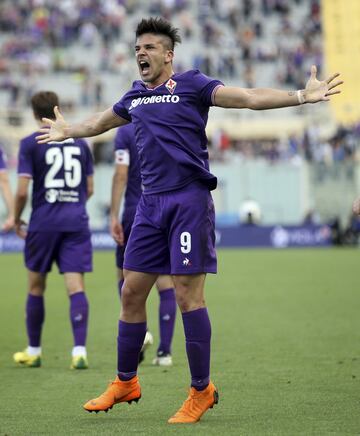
[114, 124, 142, 220]
[17, 133, 93, 232]
[113, 70, 223, 194]
[0, 147, 7, 171]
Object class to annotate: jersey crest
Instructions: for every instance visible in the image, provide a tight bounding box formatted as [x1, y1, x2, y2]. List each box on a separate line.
[165, 78, 177, 95]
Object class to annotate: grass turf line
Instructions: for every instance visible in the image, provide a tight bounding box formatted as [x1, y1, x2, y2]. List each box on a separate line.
[1, 249, 360, 435]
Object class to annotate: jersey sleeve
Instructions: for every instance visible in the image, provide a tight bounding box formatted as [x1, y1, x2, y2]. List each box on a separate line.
[114, 126, 132, 166]
[191, 70, 224, 107]
[17, 139, 33, 177]
[0, 148, 7, 171]
[113, 94, 132, 122]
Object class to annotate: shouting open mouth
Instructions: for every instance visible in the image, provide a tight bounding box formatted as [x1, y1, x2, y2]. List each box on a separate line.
[139, 60, 151, 77]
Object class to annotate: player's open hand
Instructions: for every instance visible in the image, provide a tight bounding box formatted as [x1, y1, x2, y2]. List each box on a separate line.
[304, 65, 343, 104]
[110, 218, 124, 246]
[15, 219, 27, 239]
[36, 106, 68, 143]
[353, 198, 360, 215]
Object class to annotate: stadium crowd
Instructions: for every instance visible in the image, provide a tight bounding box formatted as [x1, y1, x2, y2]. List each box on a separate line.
[0, 0, 358, 169]
[0, 0, 321, 106]
[209, 122, 360, 166]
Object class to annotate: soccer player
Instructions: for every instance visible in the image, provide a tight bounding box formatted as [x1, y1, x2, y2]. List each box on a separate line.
[111, 123, 176, 366]
[14, 91, 94, 370]
[36, 17, 343, 423]
[0, 147, 15, 231]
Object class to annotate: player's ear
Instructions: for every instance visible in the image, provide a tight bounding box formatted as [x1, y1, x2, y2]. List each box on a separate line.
[165, 49, 174, 64]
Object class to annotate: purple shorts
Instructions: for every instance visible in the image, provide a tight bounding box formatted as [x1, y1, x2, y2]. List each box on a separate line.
[25, 230, 92, 274]
[115, 218, 133, 269]
[123, 182, 217, 275]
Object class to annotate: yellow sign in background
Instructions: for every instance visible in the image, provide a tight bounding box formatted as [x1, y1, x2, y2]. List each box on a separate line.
[322, 0, 360, 124]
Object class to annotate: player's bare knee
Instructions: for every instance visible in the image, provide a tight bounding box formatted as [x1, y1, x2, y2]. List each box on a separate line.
[156, 275, 173, 291]
[28, 279, 45, 295]
[175, 290, 204, 312]
[28, 272, 46, 295]
[29, 287, 45, 296]
[121, 285, 146, 312]
[64, 272, 84, 295]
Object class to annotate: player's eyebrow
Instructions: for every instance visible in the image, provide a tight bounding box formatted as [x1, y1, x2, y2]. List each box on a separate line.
[135, 43, 157, 51]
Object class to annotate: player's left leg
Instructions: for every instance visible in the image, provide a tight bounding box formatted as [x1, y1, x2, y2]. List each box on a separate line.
[64, 273, 89, 369]
[153, 275, 176, 366]
[165, 183, 218, 423]
[167, 273, 218, 424]
[14, 231, 60, 367]
[58, 230, 92, 369]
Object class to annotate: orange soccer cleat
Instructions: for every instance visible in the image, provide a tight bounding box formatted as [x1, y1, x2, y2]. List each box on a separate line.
[168, 381, 219, 424]
[83, 375, 141, 413]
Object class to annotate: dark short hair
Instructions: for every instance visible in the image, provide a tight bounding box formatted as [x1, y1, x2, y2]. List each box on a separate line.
[135, 17, 181, 50]
[31, 91, 59, 120]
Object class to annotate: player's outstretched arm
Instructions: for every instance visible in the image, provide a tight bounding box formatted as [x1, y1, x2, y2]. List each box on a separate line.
[0, 170, 14, 231]
[14, 176, 30, 239]
[110, 164, 128, 246]
[36, 107, 129, 143]
[214, 65, 343, 110]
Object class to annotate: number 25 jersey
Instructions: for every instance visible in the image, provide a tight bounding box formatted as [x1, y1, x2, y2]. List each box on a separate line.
[17, 133, 94, 232]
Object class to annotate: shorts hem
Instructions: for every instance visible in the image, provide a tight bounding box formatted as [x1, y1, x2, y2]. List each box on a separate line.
[26, 265, 52, 274]
[59, 268, 93, 274]
[123, 263, 170, 274]
[171, 268, 217, 275]
[124, 264, 217, 275]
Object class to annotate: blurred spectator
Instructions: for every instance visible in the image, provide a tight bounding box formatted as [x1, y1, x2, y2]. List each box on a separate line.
[239, 198, 262, 225]
[303, 209, 321, 225]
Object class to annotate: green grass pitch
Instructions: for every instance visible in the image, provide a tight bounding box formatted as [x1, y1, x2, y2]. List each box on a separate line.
[1, 248, 360, 435]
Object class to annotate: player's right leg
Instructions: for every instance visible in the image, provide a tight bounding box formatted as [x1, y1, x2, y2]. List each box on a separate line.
[13, 270, 46, 368]
[83, 193, 170, 413]
[14, 231, 57, 368]
[83, 270, 157, 413]
[116, 266, 154, 365]
[115, 214, 166, 365]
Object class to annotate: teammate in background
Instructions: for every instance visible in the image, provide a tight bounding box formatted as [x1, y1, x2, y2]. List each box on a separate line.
[110, 123, 176, 366]
[37, 17, 343, 423]
[0, 147, 15, 231]
[14, 91, 93, 370]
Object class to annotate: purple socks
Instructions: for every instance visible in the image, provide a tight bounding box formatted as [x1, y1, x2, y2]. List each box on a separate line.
[182, 307, 211, 391]
[26, 294, 45, 347]
[117, 320, 146, 381]
[69, 292, 89, 346]
[157, 288, 176, 355]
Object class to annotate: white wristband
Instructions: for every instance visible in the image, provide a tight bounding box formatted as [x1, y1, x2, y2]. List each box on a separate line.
[297, 90, 306, 104]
